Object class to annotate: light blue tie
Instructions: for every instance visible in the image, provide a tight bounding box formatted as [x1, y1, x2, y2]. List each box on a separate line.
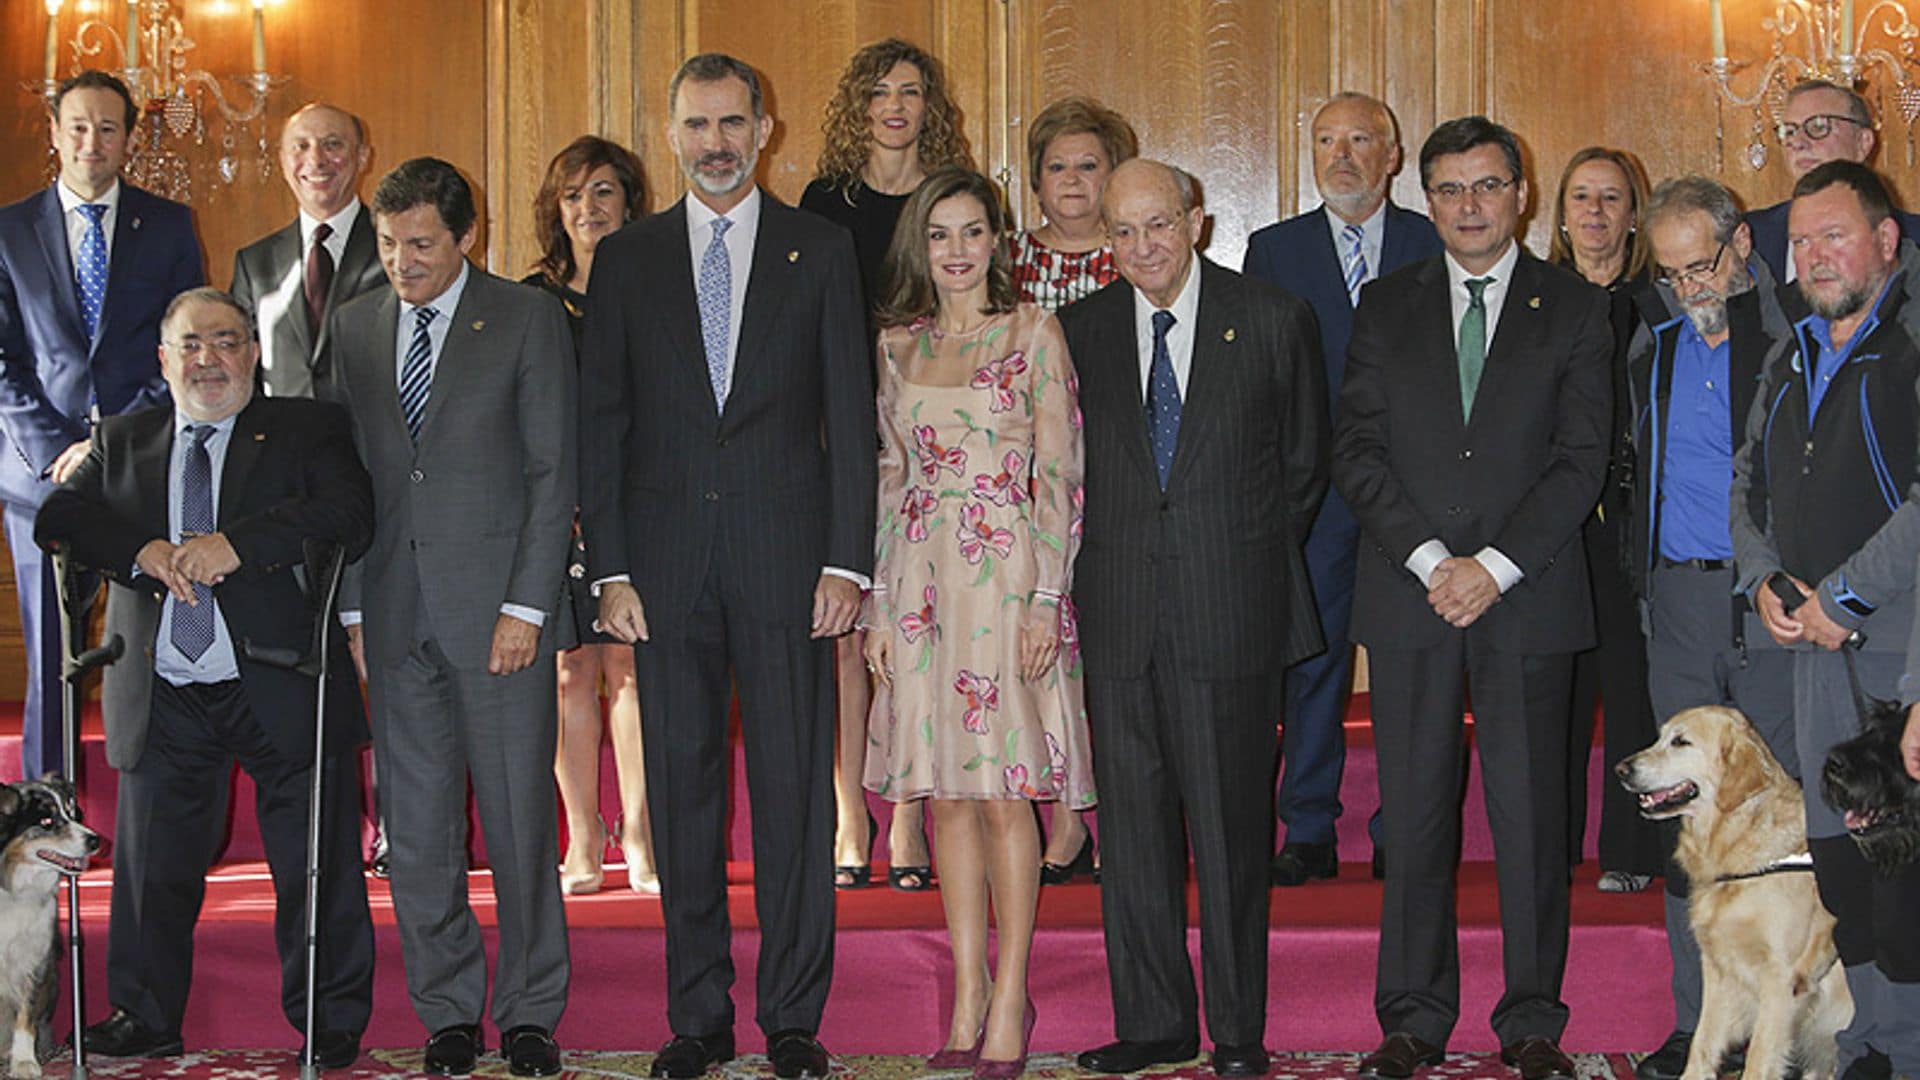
[77, 203, 110, 340]
[699, 216, 734, 408]
[398, 306, 436, 442]
[172, 424, 216, 661]
[1342, 223, 1368, 308]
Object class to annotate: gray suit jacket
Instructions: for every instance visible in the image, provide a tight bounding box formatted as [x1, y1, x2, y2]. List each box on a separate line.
[328, 266, 576, 669]
[231, 206, 386, 399]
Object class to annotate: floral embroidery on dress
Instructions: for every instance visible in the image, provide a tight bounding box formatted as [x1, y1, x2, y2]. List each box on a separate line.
[970, 352, 1029, 413]
[972, 449, 1030, 507]
[956, 503, 1017, 564]
[899, 584, 939, 643]
[902, 487, 939, 542]
[913, 425, 967, 483]
[954, 669, 999, 735]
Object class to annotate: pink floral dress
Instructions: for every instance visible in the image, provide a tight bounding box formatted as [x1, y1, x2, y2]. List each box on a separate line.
[863, 304, 1094, 806]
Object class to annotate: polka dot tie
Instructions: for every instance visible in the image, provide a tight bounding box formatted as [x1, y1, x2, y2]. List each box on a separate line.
[171, 424, 216, 661]
[1145, 308, 1180, 489]
[77, 203, 109, 341]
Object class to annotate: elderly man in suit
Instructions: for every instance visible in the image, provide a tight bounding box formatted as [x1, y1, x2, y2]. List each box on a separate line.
[1334, 116, 1611, 1080]
[35, 287, 374, 1067]
[1744, 80, 1919, 283]
[329, 158, 575, 1078]
[0, 69, 203, 781]
[1061, 159, 1327, 1078]
[578, 52, 874, 1080]
[231, 102, 385, 400]
[1243, 91, 1442, 885]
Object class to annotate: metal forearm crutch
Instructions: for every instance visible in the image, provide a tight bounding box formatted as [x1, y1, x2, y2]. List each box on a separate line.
[239, 539, 345, 1080]
[51, 548, 124, 1080]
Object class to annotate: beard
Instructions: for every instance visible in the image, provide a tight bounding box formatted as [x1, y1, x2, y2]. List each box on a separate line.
[1679, 262, 1753, 338]
[682, 147, 757, 197]
[1320, 175, 1387, 221]
[1803, 276, 1877, 323]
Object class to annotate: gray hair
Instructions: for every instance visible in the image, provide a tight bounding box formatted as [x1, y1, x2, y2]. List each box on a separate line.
[1316, 91, 1401, 147]
[1644, 175, 1744, 245]
[1786, 79, 1873, 127]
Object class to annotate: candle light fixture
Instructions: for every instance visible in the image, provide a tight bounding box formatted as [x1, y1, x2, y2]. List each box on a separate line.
[1701, 0, 1920, 170]
[22, 0, 288, 204]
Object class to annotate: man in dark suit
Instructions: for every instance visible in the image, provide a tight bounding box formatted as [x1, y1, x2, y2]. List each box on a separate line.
[0, 69, 203, 780]
[578, 53, 875, 1080]
[1333, 116, 1611, 1080]
[34, 287, 374, 1067]
[1243, 91, 1442, 885]
[1743, 80, 1920, 283]
[1062, 159, 1327, 1078]
[231, 102, 385, 400]
[329, 159, 575, 1078]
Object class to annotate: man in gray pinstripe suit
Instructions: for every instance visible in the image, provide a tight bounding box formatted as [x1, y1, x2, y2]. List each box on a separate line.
[1061, 159, 1328, 1078]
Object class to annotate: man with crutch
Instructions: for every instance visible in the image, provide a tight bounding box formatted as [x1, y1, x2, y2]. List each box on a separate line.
[35, 286, 376, 1068]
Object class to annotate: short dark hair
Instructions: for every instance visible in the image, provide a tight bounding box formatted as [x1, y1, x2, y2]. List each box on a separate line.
[670, 53, 764, 120]
[54, 69, 138, 130]
[162, 287, 253, 340]
[1419, 115, 1523, 189]
[875, 167, 1016, 328]
[1793, 159, 1895, 227]
[372, 157, 477, 239]
[531, 136, 646, 286]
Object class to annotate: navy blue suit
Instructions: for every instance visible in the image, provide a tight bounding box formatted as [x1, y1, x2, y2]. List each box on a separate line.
[1243, 202, 1441, 848]
[0, 182, 201, 777]
[1745, 199, 1920, 284]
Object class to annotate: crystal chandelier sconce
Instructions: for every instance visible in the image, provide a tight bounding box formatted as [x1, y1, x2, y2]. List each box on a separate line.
[25, 0, 287, 204]
[1700, 0, 1920, 170]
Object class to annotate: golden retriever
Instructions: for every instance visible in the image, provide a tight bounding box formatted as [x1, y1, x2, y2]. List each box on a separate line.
[1616, 705, 1852, 1080]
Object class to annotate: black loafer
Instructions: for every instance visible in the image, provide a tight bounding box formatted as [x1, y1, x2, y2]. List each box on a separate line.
[1212, 1041, 1271, 1076]
[1501, 1037, 1575, 1080]
[650, 1032, 735, 1078]
[1271, 841, 1338, 886]
[82, 1008, 184, 1058]
[303, 1028, 361, 1070]
[1078, 1037, 1201, 1074]
[423, 1023, 483, 1075]
[1359, 1032, 1444, 1078]
[767, 1030, 830, 1079]
[501, 1025, 562, 1077]
[1633, 1029, 1690, 1080]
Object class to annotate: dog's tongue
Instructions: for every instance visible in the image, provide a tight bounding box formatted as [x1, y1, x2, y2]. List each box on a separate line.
[1844, 809, 1875, 831]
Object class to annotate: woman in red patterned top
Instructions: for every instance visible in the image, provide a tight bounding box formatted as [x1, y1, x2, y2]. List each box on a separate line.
[1009, 97, 1138, 314]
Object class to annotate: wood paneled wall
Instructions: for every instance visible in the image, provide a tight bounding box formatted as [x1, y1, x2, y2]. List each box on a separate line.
[4, 0, 1918, 698]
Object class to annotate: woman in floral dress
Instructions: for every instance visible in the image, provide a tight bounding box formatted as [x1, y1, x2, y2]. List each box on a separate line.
[862, 166, 1091, 1076]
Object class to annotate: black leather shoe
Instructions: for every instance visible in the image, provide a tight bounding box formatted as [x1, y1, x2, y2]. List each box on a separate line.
[767, 1030, 830, 1079]
[501, 1026, 561, 1077]
[1359, 1032, 1444, 1078]
[1212, 1041, 1271, 1076]
[83, 1009, 184, 1058]
[423, 1023, 483, 1075]
[1501, 1037, 1575, 1080]
[1077, 1037, 1201, 1074]
[1371, 846, 1387, 880]
[650, 1032, 735, 1078]
[303, 1029, 361, 1070]
[1271, 841, 1338, 886]
[1633, 1029, 1690, 1080]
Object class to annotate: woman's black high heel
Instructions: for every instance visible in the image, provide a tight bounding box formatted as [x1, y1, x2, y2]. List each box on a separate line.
[835, 810, 877, 890]
[1040, 834, 1096, 885]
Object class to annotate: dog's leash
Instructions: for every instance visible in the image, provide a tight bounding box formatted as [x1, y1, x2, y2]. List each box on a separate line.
[1714, 851, 1815, 884]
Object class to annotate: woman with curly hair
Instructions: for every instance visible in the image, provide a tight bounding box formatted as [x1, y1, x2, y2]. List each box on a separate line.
[801, 38, 972, 895]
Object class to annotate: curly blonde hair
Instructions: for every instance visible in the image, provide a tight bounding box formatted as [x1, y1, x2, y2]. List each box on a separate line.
[814, 38, 971, 194]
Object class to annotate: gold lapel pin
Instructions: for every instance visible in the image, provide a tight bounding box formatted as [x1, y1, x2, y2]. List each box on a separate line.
[471, 320, 486, 332]
[788, 250, 800, 263]
[1223, 328, 1236, 342]
[254, 433, 267, 441]
[1528, 296, 1541, 309]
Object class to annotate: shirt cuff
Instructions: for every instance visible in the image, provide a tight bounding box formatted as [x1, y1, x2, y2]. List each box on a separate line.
[590, 574, 631, 597]
[339, 610, 363, 627]
[1474, 546, 1524, 594]
[823, 566, 872, 591]
[500, 603, 547, 627]
[1405, 539, 1452, 589]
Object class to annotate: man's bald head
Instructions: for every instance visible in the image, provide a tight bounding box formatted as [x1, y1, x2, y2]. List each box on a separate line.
[280, 102, 371, 220]
[1103, 159, 1204, 308]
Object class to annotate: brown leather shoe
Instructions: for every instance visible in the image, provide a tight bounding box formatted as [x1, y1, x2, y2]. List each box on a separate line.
[1501, 1037, 1575, 1080]
[1359, 1033, 1444, 1078]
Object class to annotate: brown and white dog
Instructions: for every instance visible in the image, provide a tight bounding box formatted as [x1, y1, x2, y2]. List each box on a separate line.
[0, 777, 100, 1078]
[1617, 706, 1852, 1080]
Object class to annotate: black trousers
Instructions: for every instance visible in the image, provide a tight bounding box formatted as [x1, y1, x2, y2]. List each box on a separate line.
[107, 678, 374, 1037]
[1568, 513, 1661, 875]
[633, 565, 836, 1039]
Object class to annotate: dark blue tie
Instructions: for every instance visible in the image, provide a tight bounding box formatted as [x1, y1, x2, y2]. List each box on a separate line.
[77, 203, 109, 340]
[172, 424, 216, 661]
[1145, 309, 1181, 489]
[399, 305, 436, 442]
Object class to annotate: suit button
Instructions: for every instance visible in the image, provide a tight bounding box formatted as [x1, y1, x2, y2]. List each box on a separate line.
[1459, 449, 1473, 460]
[1446, 505, 1464, 516]
[716, 437, 728, 447]
[705, 491, 720, 502]
[410, 469, 424, 483]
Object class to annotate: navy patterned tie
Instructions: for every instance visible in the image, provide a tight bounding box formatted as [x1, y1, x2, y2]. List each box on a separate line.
[1145, 309, 1181, 489]
[399, 305, 436, 441]
[77, 203, 109, 340]
[172, 424, 216, 661]
[698, 216, 733, 407]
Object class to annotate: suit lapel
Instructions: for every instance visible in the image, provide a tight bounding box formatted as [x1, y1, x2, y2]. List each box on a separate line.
[729, 194, 795, 421]
[1304, 207, 1346, 307]
[129, 408, 174, 536]
[331, 210, 380, 314]
[263, 223, 314, 349]
[1470, 253, 1545, 428]
[1166, 261, 1237, 490]
[653, 201, 708, 402]
[1413, 258, 1468, 427]
[218, 402, 267, 527]
[30, 187, 88, 349]
[97, 185, 148, 358]
[1092, 284, 1156, 482]
[418, 269, 483, 444]
[364, 289, 408, 448]
[1380, 204, 1417, 273]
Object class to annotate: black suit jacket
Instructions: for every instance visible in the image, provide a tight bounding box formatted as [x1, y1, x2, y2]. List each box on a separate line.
[578, 193, 877, 630]
[230, 207, 386, 399]
[1059, 259, 1328, 679]
[34, 396, 374, 768]
[1333, 250, 1611, 656]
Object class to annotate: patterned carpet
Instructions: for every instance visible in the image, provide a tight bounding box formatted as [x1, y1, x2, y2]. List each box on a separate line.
[46, 1048, 1641, 1078]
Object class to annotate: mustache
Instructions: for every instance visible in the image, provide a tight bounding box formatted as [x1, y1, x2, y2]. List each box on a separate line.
[697, 151, 742, 170]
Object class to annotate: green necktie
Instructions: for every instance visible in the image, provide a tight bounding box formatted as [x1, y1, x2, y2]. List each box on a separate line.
[1458, 276, 1492, 421]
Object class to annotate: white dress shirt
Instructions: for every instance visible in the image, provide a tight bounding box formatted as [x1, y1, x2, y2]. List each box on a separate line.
[58, 177, 120, 272]
[1131, 256, 1203, 399]
[684, 187, 761, 404]
[1403, 239, 1524, 594]
[153, 411, 242, 686]
[299, 199, 360, 271]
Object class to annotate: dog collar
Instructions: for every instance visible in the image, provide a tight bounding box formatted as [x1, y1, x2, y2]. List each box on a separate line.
[1714, 851, 1814, 883]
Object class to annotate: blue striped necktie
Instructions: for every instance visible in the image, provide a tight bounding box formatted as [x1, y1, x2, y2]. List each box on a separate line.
[1342, 223, 1368, 307]
[172, 424, 216, 661]
[77, 203, 110, 339]
[399, 305, 437, 441]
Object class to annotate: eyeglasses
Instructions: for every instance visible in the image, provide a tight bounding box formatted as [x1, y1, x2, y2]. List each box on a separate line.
[165, 335, 249, 358]
[1775, 114, 1868, 143]
[1653, 241, 1729, 288]
[1425, 176, 1519, 204]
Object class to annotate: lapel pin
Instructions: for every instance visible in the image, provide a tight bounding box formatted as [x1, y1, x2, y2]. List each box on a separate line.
[1223, 328, 1236, 342]
[131, 216, 142, 230]
[1528, 296, 1541, 309]
[471, 320, 485, 332]
[254, 432, 267, 441]
[788, 250, 800, 263]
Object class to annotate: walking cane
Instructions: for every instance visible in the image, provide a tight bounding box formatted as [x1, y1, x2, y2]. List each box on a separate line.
[239, 539, 346, 1080]
[50, 548, 124, 1080]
